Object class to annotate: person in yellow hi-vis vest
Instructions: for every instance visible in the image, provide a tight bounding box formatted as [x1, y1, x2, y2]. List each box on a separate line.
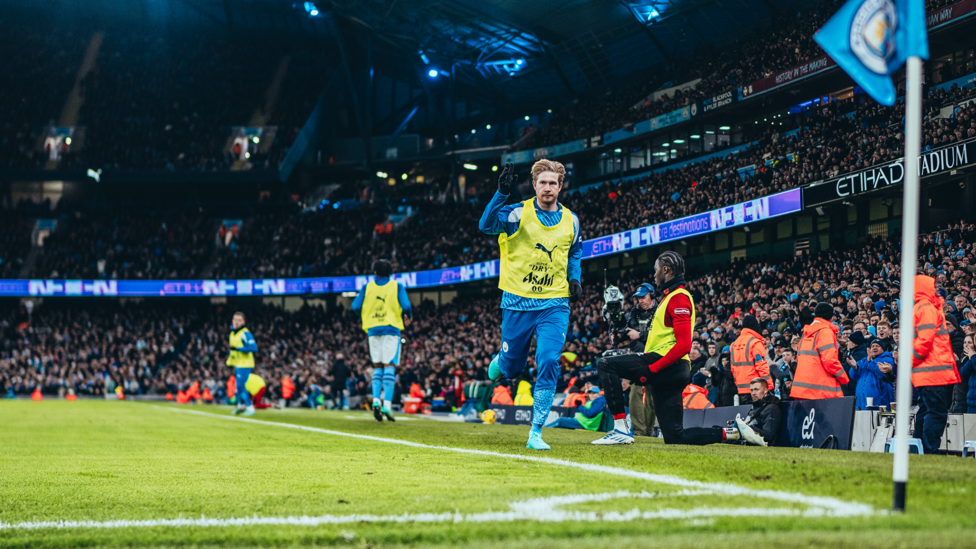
[227, 312, 258, 416]
[352, 259, 413, 423]
[591, 251, 766, 447]
[478, 159, 582, 451]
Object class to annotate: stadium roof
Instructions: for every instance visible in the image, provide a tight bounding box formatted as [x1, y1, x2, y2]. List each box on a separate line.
[99, 0, 806, 105]
[316, 0, 808, 103]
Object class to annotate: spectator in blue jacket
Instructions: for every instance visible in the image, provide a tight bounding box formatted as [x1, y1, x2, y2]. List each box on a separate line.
[545, 386, 606, 431]
[846, 339, 894, 411]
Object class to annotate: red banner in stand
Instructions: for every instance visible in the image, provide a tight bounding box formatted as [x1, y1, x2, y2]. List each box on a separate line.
[740, 56, 836, 98]
[740, 0, 976, 99]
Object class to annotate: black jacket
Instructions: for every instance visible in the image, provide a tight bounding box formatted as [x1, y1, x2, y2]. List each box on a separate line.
[626, 304, 656, 352]
[707, 353, 737, 407]
[745, 393, 783, 445]
[331, 359, 350, 390]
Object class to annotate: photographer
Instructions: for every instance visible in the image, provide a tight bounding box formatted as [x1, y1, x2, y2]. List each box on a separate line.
[625, 283, 657, 436]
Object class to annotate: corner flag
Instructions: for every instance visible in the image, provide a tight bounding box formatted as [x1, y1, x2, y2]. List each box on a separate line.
[814, 0, 929, 106]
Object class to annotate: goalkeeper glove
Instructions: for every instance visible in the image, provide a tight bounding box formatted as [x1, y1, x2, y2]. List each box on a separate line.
[497, 162, 518, 195]
[569, 280, 582, 303]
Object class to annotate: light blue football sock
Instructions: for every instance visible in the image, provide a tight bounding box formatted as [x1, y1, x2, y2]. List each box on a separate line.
[383, 366, 397, 406]
[531, 388, 555, 435]
[371, 368, 383, 402]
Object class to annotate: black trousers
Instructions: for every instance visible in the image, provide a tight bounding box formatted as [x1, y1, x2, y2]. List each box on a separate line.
[738, 393, 753, 405]
[915, 385, 949, 454]
[596, 352, 690, 445]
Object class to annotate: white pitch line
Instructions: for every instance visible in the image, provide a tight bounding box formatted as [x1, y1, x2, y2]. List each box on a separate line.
[0, 490, 830, 531]
[158, 406, 873, 517]
[0, 406, 875, 532]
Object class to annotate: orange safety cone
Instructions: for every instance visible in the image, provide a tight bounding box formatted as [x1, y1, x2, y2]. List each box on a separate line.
[65, 389, 77, 401]
[31, 388, 42, 401]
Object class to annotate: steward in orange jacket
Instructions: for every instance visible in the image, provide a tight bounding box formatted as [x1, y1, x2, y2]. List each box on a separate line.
[682, 384, 714, 409]
[792, 303, 849, 400]
[730, 315, 772, 403]
[491, 384, 513, 405]
[564, 391, 588, 408]
[281, 377, 295, 400]
[911, 274, 962, 454]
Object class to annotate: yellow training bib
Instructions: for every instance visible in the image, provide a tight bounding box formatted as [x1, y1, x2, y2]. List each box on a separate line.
[361, 280, 404, 332]
[228, 328, 255, 368]
[644, 288, 696, 360]
[497, 199, 573, 299]
[245, 373, 266, 395]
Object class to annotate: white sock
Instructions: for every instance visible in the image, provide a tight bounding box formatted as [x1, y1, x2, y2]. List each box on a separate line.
[373, 398, 381, 407]
[246, 405, 255, 411]
[614, 418, 629, 433]
[383, 400, 393, 411]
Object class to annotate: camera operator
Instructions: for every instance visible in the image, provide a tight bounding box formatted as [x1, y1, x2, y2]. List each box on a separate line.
[624, 283, 657, 436]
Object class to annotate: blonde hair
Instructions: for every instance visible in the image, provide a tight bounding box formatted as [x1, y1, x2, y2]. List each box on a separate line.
[531, 159, 566, 185]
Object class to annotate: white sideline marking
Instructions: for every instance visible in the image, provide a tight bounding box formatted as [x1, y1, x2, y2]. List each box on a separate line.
[159, 407, 874, 517]
[0, 406, 875, 532]
[0, 490, 842, 531]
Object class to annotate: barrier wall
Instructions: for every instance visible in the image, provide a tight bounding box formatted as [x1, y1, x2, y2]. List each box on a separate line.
[682, 396, 857, 450]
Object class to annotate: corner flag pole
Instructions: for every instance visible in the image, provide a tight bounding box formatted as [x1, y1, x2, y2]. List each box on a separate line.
[893, 55, 923, 512]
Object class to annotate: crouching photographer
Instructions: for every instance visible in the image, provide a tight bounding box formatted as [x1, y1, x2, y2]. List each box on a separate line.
[679, 378, 782, 447]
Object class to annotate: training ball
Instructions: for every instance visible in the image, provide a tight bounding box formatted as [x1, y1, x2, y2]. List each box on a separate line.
[481, 410, 497, 424]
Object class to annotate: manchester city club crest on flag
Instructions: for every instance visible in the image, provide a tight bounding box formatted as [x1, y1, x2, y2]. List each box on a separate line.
[849, 0, 896, 74]
[814, 0, 928, 105]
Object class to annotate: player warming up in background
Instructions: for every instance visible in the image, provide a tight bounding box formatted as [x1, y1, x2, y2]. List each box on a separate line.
[479, 160, 582, 450]
[353, 259, 413, 422]
[227, 312, 258, 416]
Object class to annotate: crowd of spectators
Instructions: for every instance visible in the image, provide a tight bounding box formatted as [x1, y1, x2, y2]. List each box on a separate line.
[516, 0, 967, 152]
[33, 211, 215, 279]
[330, 89, 976, 275]
[6, 221, 976, 416]
[210, 205, 385, 279]
[0, 16, 326, 173]
[0, 214, 34, 279]
[62, 30, 283, 171]
[0, 19, 89, 169]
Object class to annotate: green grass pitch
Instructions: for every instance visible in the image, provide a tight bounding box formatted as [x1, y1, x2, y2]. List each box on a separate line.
[1, 400, 974, 548]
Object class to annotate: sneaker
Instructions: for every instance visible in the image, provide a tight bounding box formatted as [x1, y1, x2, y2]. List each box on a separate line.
[372, 404, 384, 422]
[488, 355, 502, 381]
[241, 406, 256, 417]
[526, 431, 551, 451]
[381, 406, 395, 422]
[591, 429, 635, 445]
[735, 417, 767, 447]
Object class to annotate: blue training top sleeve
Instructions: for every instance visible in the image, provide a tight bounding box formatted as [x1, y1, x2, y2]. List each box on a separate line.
[351, 287, 366, 314]
[479, 191, 519, 235]
[239, 330, 258, 353]
[397, 282, 412, 319]
[567, 212, 582, 283]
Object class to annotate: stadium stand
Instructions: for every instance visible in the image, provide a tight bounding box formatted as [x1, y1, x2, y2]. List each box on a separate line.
[6, 222, 975, 416]
[515, 0, 967, 152]
[0, 83, 973, 281]
[0, 19, 90, 169]
[32, 211, 215, 279]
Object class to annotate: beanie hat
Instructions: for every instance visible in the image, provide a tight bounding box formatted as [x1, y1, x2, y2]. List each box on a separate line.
[814, 302, 834, 320]
[741, 314, 761, 333]
[870, 338, 887, 351]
